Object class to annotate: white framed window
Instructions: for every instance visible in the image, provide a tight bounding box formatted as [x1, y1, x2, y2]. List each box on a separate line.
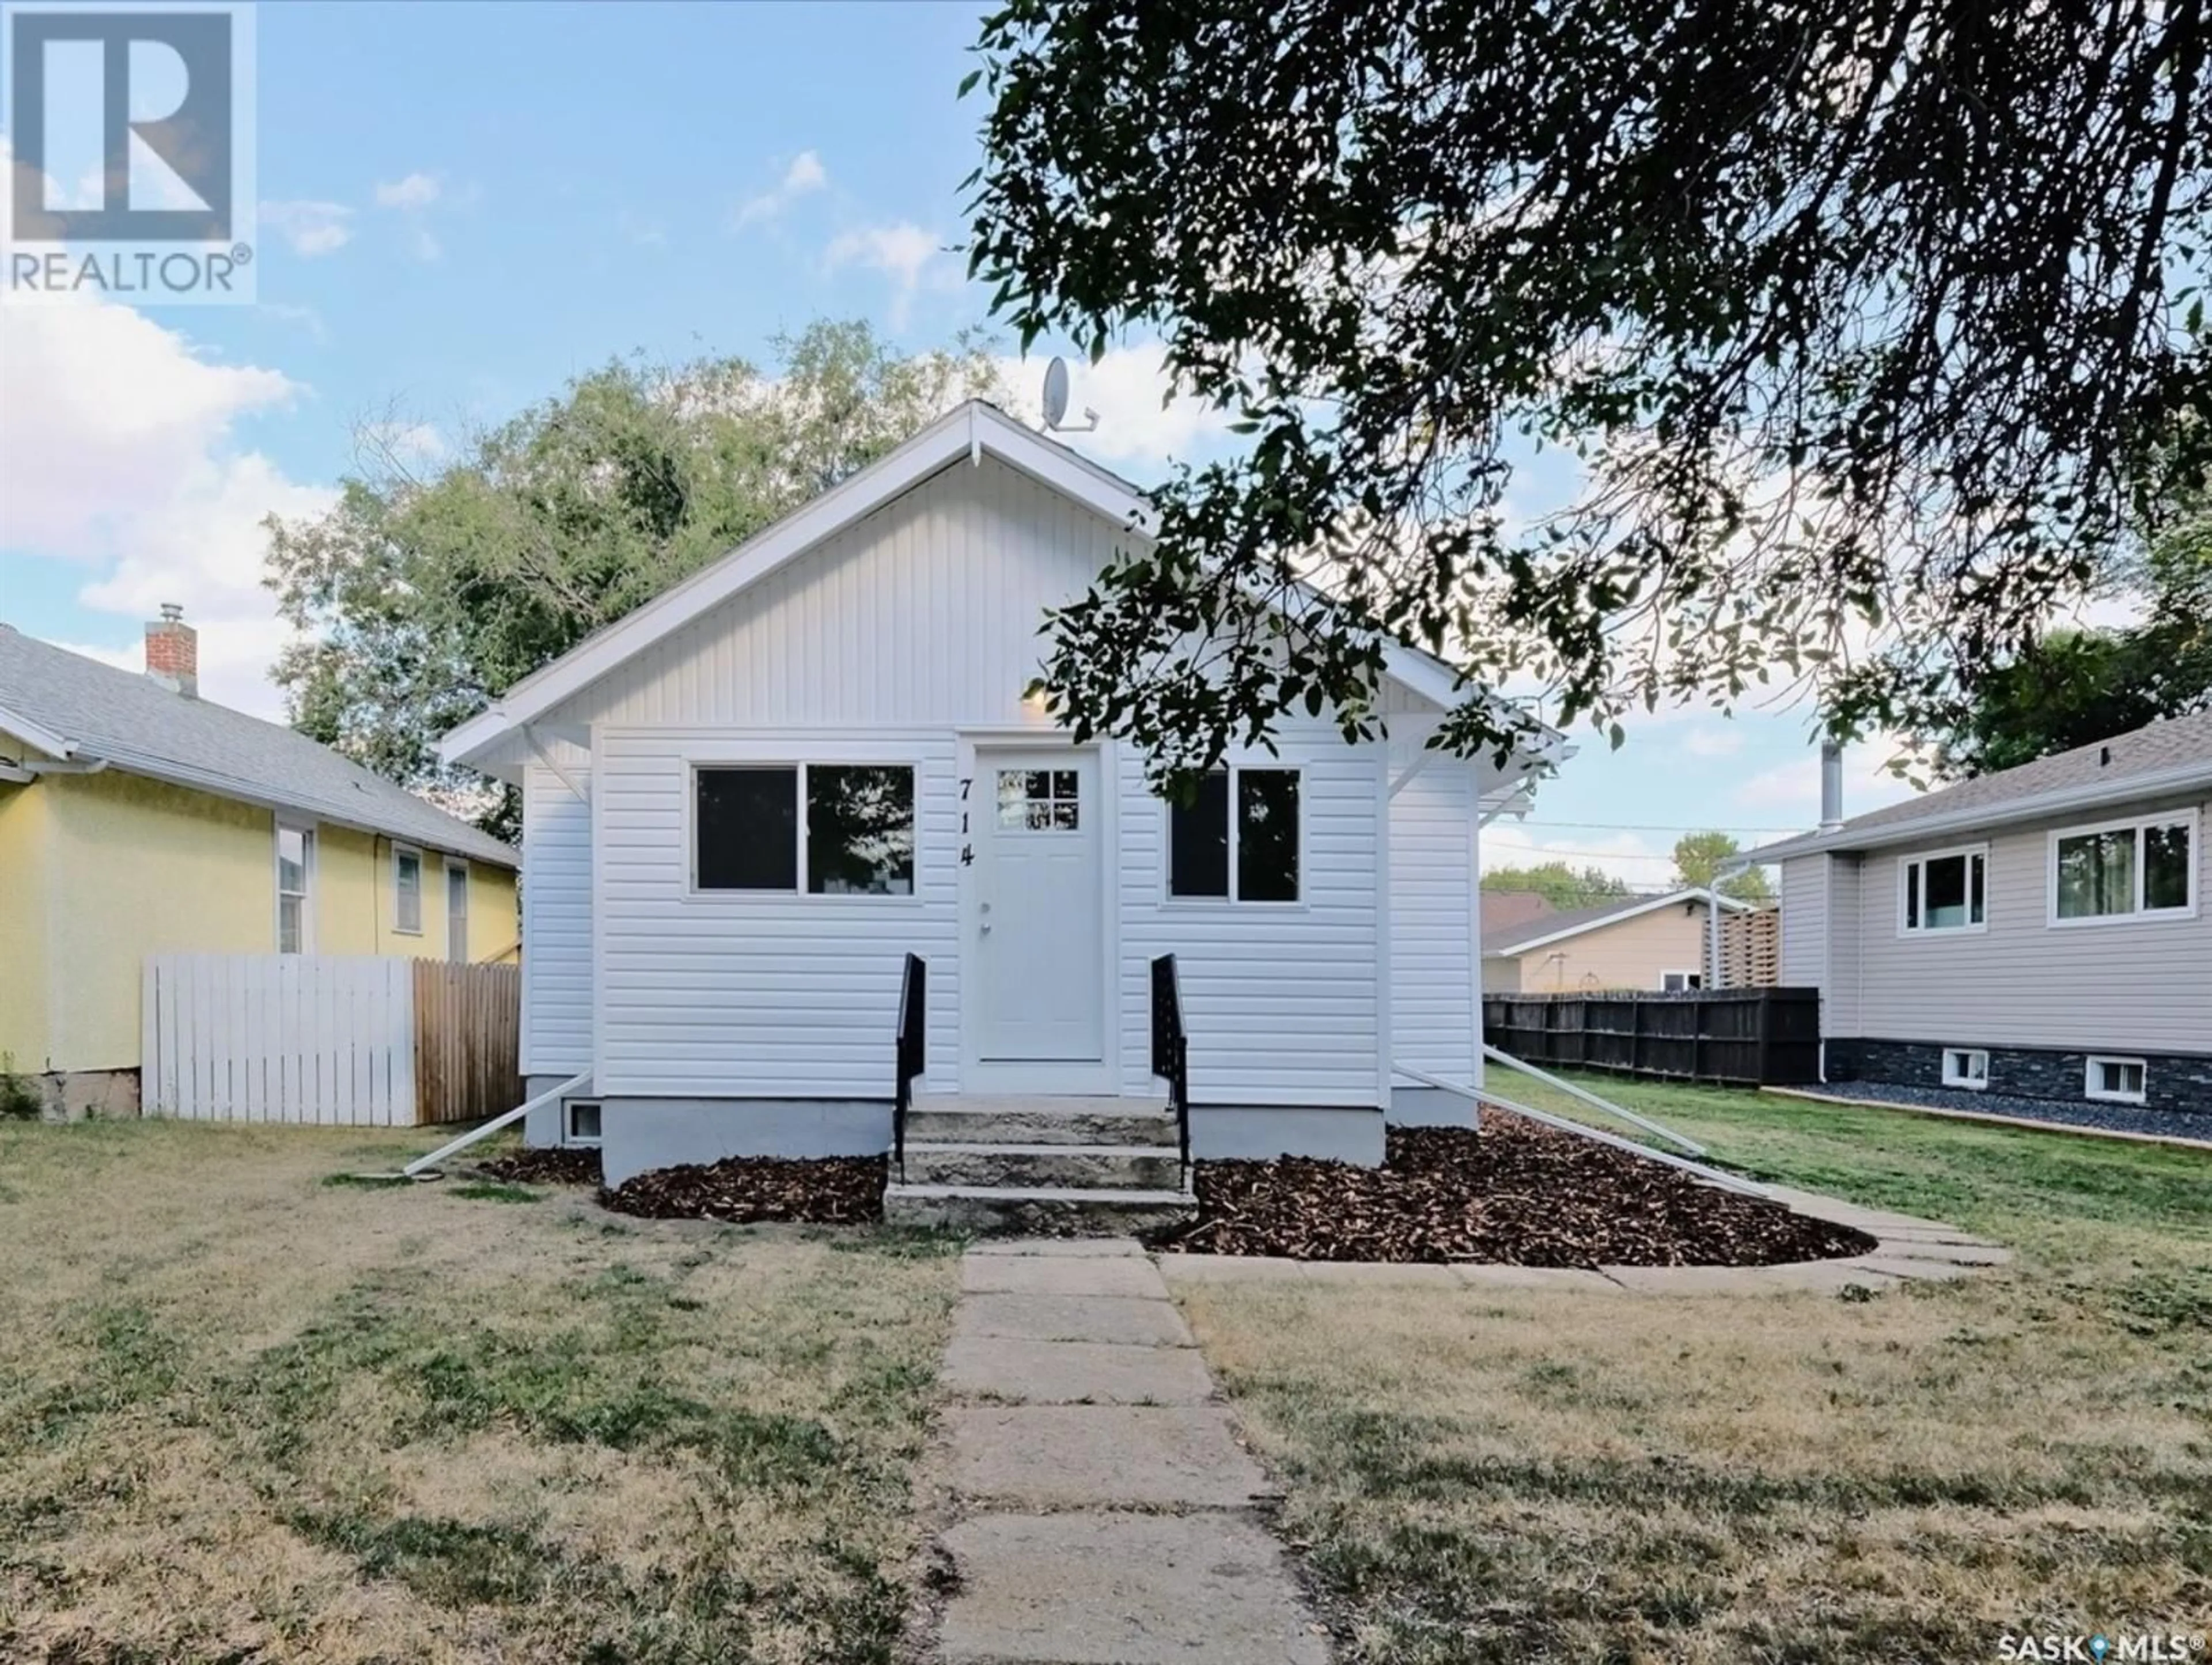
[2048, 810, 2196, 926]
[275, 822, 314, 954]
[2084, 1055, 2147, 1105]
[1166, 767, 1301, 902]
[565, 1100, 603, 1146]
[1941, 1047, 1990, 1090]
[692, 763, 915, 896]
[445, 859, 469, 962]
[1899, 844, 1987, 934]
[1660, 969, 1703, 992]
[393, 844, 423, 934]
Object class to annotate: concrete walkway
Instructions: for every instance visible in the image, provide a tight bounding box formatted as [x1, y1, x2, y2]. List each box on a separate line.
[917, 1238, 1330, 1665]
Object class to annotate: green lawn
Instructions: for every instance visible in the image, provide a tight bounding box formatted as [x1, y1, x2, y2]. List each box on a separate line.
[0, 1120, 960, 1665]
[1177, 1072, 2212, 1664]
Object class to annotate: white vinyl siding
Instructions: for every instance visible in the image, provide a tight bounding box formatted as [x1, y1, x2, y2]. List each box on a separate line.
[1847, 795, 2211, 1052]
[1117, 738, 1386, 1106]
[594, 728, 960, 1099]
[1388, 761, 1479, 1086]
[520, 756, 593, 1075]
[1778, 855, 1827, 988]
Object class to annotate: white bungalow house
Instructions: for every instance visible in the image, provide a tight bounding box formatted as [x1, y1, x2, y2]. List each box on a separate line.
[440, 402, 1550, 1213]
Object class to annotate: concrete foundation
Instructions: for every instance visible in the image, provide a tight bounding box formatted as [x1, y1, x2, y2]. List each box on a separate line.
[1190, 1102, 1384, 1163]
[4, 1067, 140, 1121]
[1388, 1083, 1478, 1126]
[598, 1098, 891, 1186]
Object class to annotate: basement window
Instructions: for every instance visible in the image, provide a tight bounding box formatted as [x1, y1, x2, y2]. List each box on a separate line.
[1168, 768, 1301, 902]
[695, 764, 914, 895]
[565, 1100, 603, 1146]
[2084, 1055, 2147, 1105]
[1940, 1048, 1990, 1090]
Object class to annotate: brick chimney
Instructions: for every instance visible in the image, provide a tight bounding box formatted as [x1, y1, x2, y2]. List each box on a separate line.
[145, 604, 198, 698]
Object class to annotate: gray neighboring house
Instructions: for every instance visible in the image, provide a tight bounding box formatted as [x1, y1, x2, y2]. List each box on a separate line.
[1750, 711, 2212, 1116]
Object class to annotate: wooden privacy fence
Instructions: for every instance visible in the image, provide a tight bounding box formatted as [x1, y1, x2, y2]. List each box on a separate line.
[142, 953, 521, 1126]
[1484, 986, 1820, 1087]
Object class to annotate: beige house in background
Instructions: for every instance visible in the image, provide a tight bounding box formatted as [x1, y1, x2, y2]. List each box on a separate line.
[1482, 888, 1747, 993]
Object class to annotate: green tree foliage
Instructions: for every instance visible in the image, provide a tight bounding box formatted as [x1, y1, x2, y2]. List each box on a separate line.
[1480, 862, 1634, 911]
[266, 323, 1002, 836]
[1938, 503, 2212, 776]
[963, 1, 2212, 778]
[1669, 831, 1774, 902]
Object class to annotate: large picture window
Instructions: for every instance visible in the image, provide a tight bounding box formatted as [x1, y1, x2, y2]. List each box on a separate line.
[695, 764, 914, 896]
[2051, 811, 2195, 923]
[1899, 845, 1986, 934]
[1167, 767, 1300, 902]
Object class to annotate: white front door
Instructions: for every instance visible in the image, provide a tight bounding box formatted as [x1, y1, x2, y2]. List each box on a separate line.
[974, 749, 1107, 1065]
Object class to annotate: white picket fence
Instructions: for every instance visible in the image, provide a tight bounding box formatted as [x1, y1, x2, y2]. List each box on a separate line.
[142, 953, 418, 1125]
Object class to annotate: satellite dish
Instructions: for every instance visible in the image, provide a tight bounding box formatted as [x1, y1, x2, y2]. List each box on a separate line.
[1039, 356, 1099, 433]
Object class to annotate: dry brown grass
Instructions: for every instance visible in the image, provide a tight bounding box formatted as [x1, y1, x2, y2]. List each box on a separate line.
[0, 1119, 960, 1665]
[1180, 1079, 2212, 1663]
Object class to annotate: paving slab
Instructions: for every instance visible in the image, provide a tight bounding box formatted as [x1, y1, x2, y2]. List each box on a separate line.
[1868, 1238, 2013, 1266]
[1853, 1253, 1980, 1282]
[937, 1511, 1331, 1665]
[1453, 1264, 1623, 1292]
[941, 1336, 1217, 1405]
[955, 1292, 1195, 1348]
[1295, 1260, 1463, 1287]
[944, 1405, 1271, 1508]
[1602, 1260, 1905, 1295]
[962, 1254, 1172, 1299]
[1153, 1253, 1309, 1284]
[967, 1236, 1145, 1258]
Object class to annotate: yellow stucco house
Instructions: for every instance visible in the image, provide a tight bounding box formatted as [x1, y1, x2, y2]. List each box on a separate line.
[1481, 887, 1748, 994]
[1, 613, 518, 1114]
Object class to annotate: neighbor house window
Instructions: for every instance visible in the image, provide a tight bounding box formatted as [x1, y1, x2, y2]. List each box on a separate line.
[276, 824, 313, 954]
[1167, 768, 1300, 902]
[1900, 846, 1986, 933]
[695, 764, 915, 895]
[1941, 1048, 1990, 1090]
[1660, 970, 1703, 992]
[2050, 811, 2195, 924]
[445, 860, 469, 961]
[393, 846, 423, 934]
[2084, 1055, 2147, 1104]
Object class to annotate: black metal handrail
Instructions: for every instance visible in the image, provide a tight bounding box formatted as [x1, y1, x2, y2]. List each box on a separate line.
[893, 953, 925, 1181]
[1149, 953, 1191, 1174]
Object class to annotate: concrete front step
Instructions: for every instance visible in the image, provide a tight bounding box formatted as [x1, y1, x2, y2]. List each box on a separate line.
[906, 1100, 1179, 1149]
[884, 1181, 1196, 1234]
[902, 1141, 1185, 1190]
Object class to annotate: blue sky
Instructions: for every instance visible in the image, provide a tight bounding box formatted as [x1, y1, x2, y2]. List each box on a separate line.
[0, 0, 1918, 885]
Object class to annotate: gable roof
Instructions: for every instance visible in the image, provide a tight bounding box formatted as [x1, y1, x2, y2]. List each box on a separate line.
[438, 399, 1554, 773]
[0, 626, 516, 867]
[1748, 707, 2212, 863]
[1482, 887, 1749, 957]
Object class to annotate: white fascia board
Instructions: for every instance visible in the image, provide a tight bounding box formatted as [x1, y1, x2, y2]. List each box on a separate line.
[1487, 888, 1748, 956]
[1748, 759, 2212, 863]
[0, 703, 78, 760]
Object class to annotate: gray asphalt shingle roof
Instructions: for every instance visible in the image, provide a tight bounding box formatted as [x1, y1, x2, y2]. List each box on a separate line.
[0, 625, 516, 867]
[1750, 707, 2212, 860]
[1481, 888, 1733, 955]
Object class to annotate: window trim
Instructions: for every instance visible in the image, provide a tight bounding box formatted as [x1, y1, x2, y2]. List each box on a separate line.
[565, 1099, 603, 1147]
[1896, 843, 1990, 936]
[444, 857, 469, 962]
[1940, 1046, 1990, 1091]
[392, 843, 425, 936]
[687, 760, 921, 902]
[275, 820, 315, 955]
[2084, 1053, 2148, 1105]
[2044, 808, 2198, 929]
[1162, 764, 1306, 908]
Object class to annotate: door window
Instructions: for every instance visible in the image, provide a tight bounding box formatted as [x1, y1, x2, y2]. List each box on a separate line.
[997, 768, 1080, 832]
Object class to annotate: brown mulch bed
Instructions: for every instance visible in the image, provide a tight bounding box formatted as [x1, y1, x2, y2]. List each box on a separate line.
[1145, 1116, 1878, 1266]
[472, 1147, 604, 1187]
[598, 1154, 887, 1224]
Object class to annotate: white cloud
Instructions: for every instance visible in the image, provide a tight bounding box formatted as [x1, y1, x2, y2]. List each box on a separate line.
[735, 150, 827, 229]
[1678, 723, 1746, 759]
[374, 172, 441, 210]
[823, 220, 953, 325]
[410, 224, 442, 262]
[990, 342, 1237, 469]
[0, 295, 333, 722]
[1730, 732, 1923, 825]
[361, 420, 448, 468]
[1479, 820, 1679, 888]
[261, 199, 354, 256]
